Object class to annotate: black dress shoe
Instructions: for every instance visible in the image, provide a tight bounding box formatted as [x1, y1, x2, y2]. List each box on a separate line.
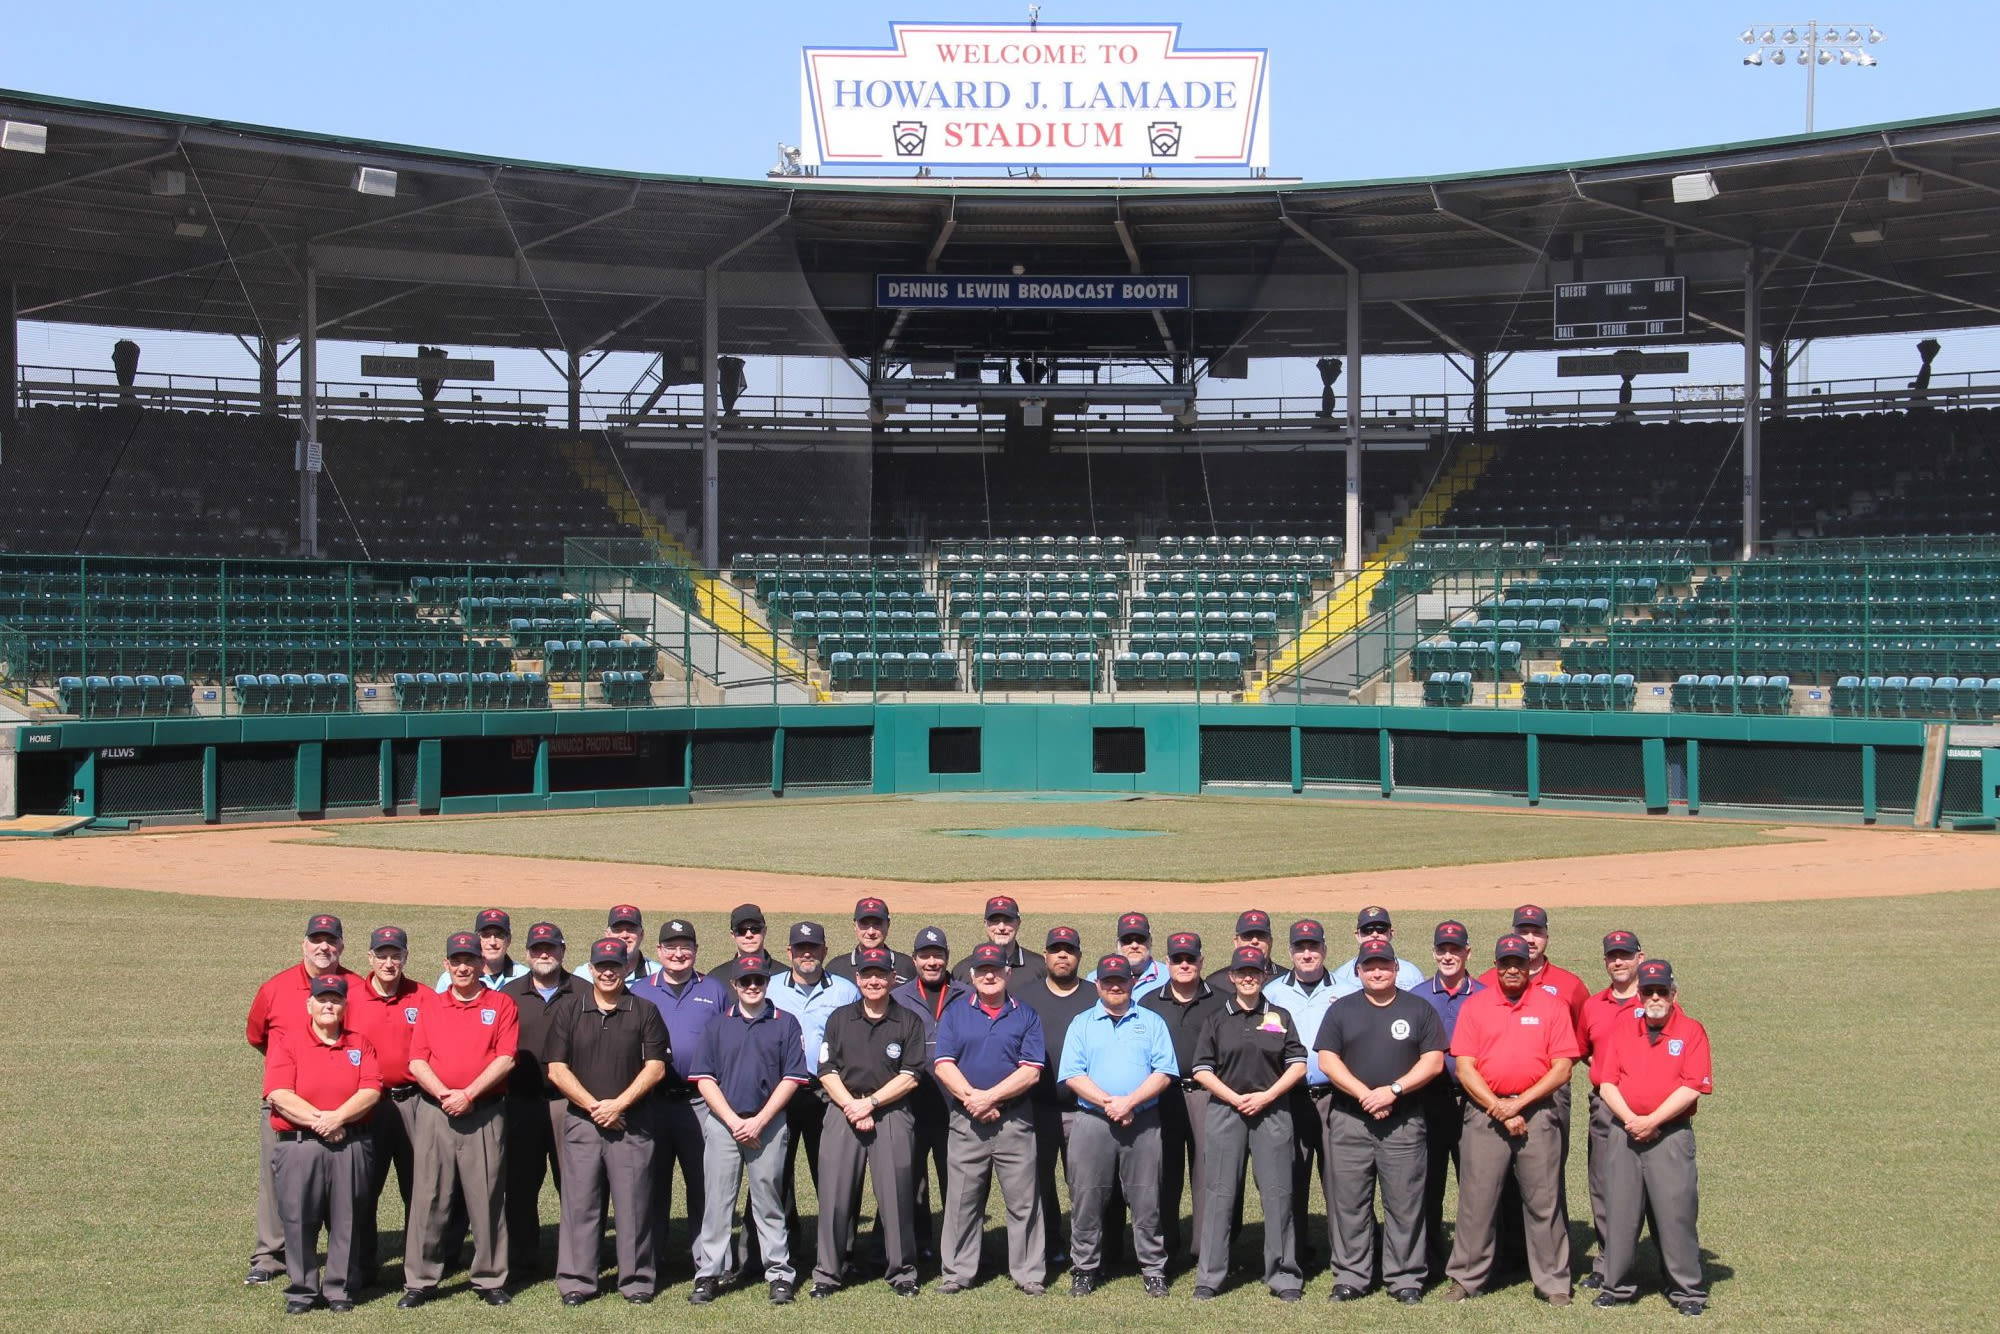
[1142, 1275, 1169, 1298]
[689, 1277, 720, 1305]
[1276, 1288, 1303, 1302]
[890, 1281, 921, 1297]
[395, 1290, 431, 1309]
[480, 1288, 511, 1306]
[1594, 1292, 1636, 1308]
[285, 1299, 317, 1316]
[1331, 1284, 1365, 1302]
[809, 1282, 838, 1299]
[1192, 1287, 1217, 1301]
[1678, 1300, 1706, 1316]
[1392, 1288, 1423, 1305]
[1581, 1271, 1604, 1290]
[560, 1292, 590, 1307]
[1070, 1271, 1098, 1297]
[245, 1269, 278, 1286]
[769, 1280, 795, 1305]
[626, 1292, 655, 1304]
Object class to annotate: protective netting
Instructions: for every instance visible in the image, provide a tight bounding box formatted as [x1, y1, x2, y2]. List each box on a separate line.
[1537, 737, 1645, 800]
[1699, 741, 1861, 810]
[1300, 728, 1380, 785]
[217, 744, 297, 812]
[691, 731, 774, 789]
[1198, 726, 1290, 784]
[323, 741, 383, 809]
[1391, 732, 1527, 794]
[96, 746, 203, 817]
[782, 727, 873, 787]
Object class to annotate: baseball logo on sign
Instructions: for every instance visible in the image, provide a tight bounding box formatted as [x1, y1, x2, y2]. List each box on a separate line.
[1390, 1019, 1411, 1041]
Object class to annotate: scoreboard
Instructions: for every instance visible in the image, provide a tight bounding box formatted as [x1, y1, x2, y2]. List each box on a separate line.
[1552, 278, 1685, 342]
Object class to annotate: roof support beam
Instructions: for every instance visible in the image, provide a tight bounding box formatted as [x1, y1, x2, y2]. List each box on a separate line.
[1115, 205, 1178, 355]
[0, 133, 185, 206]
[882, 201, 955, 354]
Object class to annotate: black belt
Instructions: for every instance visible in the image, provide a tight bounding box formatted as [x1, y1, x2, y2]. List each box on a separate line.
[275, 1129, 359, 1143]
[1175, 1077, 1200, 1092]
[388, 1084, 420, 1102]
[658, 1084, 703, 1103]
[1307, 1085, 1335, 1100]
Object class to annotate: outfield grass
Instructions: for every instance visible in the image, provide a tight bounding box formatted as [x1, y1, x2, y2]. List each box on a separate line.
[2, 880, 1994, 1331]
[320, 796, 1791, 880]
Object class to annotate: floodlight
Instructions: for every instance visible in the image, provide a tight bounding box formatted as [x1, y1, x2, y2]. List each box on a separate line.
[1867, 26, 1883, 42]
[1782, 27, 1797, 42]
[1671, 171, 1721, 204]
[1771, 49, 1786, 63]
[1887, 173, 1922, 203]
[1839, 48, 1855, 64]
[0, 120, 47, 154]
[1740, 26, 1755, 41]
[1759, 28, 1775, 42]
[352, 166, 397, 198]
[1857, 51, 1876, 66]
[1845, 27, 1860, 41]
[1817, 47, 1834, 64]
[150, 167, 187, 197]
[1744, 49, 1764, 65]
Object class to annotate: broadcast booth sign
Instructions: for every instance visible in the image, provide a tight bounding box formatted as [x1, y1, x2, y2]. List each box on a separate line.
[877, 275, 1190, 310]
[801, 22, 1269, 170]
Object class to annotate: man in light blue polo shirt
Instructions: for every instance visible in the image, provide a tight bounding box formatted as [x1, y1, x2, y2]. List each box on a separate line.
[435, 909, 531, 991]
[1263, 917, 1342, 1269]
[1328, 907, 1426, 997]
[1057, 954, 1178, 1298]
[766, 921, 859, 1268]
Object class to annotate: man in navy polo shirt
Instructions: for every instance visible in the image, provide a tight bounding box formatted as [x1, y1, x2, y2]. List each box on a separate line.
[632, 916, 730, 1276]
[932, 941, 1049, 1295]
[1058, 954, 1178, 1298]
[687, 954, 811, 1307]
[1414, 919, 1484, 1285]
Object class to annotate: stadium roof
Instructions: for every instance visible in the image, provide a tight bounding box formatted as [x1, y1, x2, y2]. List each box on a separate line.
[6, 86, 2000, 366]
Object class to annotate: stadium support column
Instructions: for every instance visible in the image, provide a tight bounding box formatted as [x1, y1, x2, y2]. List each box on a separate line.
[566, 350, 582, 435]
[1741, 251, 1762, 559]
[1471, 351, 1489, 441]
[1345, 274, 1363, 574]
[0, 279, 15, 429]
[702, 267, 720, 571]
[258, 338, 280, 415]
[298, 255, 321, 559]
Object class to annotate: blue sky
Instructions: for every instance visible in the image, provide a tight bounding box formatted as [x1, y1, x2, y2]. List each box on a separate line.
[5, 0, 1995, 404]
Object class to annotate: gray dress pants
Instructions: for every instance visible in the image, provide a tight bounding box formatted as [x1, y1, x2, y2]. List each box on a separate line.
[1447, 1100, 1570, 1299]
[1196, 1099, 1301, 1295]
[1031, 1101, 1075, 1267]
[273, 1131, 373, 1305]
[695, 1103, 794, 1284]
[556, 1109, 657, 1299]
[812, 1103, 918, 1289]
[1067, 1105, 1166, 1280]
[650, 1094, 706, 1269]
[356, 1090, 419, 1280]
[939, 1102, 1045, 1288]
[252, 1105, 285, 1272]
[1599, 1120, 1705, 1309]
[1325, 1102, 1428, 1293]
[403, 1096, 508, 1293]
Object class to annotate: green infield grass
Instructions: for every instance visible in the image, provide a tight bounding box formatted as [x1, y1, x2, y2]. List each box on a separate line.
[1, 880, 1994, 1331]
[319, 796, 1791, 881]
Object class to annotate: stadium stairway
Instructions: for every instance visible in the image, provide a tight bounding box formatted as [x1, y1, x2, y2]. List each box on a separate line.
[557, 440, 821, 696]
[1246, 439, 1498, 701]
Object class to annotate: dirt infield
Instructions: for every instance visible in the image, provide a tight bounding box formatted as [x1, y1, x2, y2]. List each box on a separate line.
[4, 815, 1990, 913]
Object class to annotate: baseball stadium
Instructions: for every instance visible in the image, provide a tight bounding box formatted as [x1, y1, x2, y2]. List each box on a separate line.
[1, 12, 1997, 1333]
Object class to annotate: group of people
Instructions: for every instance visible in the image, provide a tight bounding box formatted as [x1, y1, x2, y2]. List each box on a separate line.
[246, 896, 1712, 1315]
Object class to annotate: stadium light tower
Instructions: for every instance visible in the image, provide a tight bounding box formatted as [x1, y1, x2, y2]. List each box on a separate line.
[1740, 22, 1884, 131]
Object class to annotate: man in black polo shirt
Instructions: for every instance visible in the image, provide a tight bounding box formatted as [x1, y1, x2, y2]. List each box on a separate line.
[1023, 925, 1095, 1273]
[687, 955, 810, 1306]
[951, 895, 1047, 985]
[1189, 946, 1308, 1303]
[810, 948, 928, 1299]
[1315, 936, 1447, 1305]
[891, 925, 965, 1260]
[498, 922, 592, 1278]
[1143, 930, 1226, 1270]
[545, 938, 669, 1306]
[1204, 910, 1277, 990]
[827, 896, 917, 985]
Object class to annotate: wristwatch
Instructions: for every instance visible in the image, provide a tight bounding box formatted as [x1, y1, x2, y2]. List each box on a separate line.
[1389, 1082, 1405, 1097]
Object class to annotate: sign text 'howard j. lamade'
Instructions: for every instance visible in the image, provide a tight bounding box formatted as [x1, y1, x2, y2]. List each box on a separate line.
[802, 23, 1269, 169]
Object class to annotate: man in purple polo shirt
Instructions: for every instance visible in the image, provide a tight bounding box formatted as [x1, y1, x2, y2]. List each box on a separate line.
[932, 942, 1049, 1295]
[632, 916, 730, 1276]
[1414, 919, 1484, 1285]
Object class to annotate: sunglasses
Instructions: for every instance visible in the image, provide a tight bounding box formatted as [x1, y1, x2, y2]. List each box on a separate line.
[733, 924, 764, 935]
[1359, 925, 1391, 936]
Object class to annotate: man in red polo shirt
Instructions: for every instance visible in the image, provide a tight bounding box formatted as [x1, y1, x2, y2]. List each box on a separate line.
[401, 932, 519, 1308]
[1576, 928, 1646, 1291]
[343, 925, 426, 1288]
[244, 913, 363, 1287]
[1592, 960, 1712, 1316]
[1445, 933, 1581, 1307]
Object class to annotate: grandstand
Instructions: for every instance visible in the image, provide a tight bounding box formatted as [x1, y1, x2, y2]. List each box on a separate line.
[1, 87, 1998, 827]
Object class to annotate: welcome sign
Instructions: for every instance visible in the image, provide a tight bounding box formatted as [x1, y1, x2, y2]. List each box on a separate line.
[801, 22, 1270, 170]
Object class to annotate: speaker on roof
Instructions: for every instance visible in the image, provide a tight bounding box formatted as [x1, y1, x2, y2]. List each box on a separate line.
[1209, 349, 1248, 380]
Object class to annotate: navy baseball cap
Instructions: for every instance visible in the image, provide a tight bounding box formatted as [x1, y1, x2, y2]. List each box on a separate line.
[306, 914, 343, 940]
[853, 896, 890, 921]
[1095, 954, 1134, 982]
[309, 975, 349, 999]
[730, 904, 765, 930]
[1117, 912, 1151, 940]
[731, 954, 774, 981]
[1637, 959, 1676, 990]
[476, 908, 511, 934]
[369, 925, 408, 952]
[789, 921, 826, 948]
[1513, 904, 1550, 930]
[1356, 938, 1397, 965]
[969, 943, 1010, 968]
[1289, 919, 1326, 945]
[1603, 929, 1641, 955]
[1045, 926, 1082, 952]
[1356, 906, 1392, 931]
[1166, 931, 1202, 960]
[525, 922, 564, 949]
[985, 895, 1022, 920]
[1234, 909, 1272, 937]
[1494, 934, 1533, 963]
[855, 946, 895, 974]
[446, 931, 480, 958]
[1434, 920, 1470, 948]
[1228, 945, 1268, 972]
[607, 904, 643, 929]
[914, 926, 949, 953]
[659, 918, 696, 944]
[590, 938, 630, 967]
